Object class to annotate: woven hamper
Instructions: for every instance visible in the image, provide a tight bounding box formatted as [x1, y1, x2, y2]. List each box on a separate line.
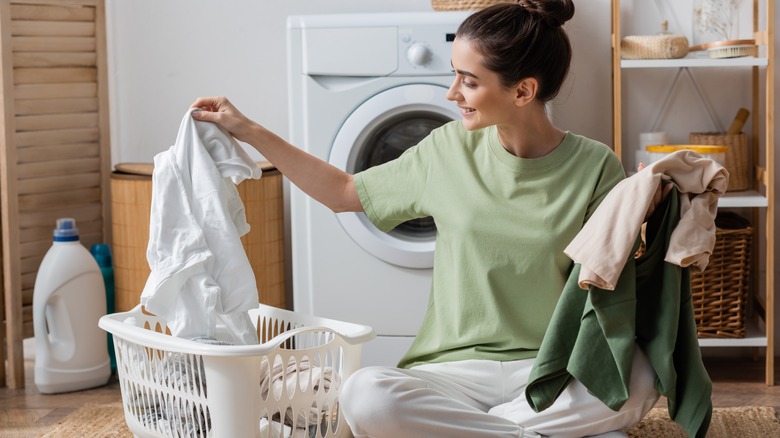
[692, 212, 752, 338]
[110, 162, 286, 313]
[431, 0, 504, 10]
[689, 132, 751, 191]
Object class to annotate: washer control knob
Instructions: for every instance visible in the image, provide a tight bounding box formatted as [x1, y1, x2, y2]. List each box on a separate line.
[407, 44, 432, 66]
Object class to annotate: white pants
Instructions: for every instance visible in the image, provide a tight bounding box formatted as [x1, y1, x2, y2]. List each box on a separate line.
[339, 347, 659, 438]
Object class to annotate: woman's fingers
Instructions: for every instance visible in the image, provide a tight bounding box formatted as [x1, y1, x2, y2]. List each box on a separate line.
[190, 96, 230, 112]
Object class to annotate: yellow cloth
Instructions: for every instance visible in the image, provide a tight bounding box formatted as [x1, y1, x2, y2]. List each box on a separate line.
[564, 150, 728, 290]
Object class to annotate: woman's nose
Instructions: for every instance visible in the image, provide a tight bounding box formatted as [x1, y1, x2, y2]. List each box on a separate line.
[446, 77, 459, 101]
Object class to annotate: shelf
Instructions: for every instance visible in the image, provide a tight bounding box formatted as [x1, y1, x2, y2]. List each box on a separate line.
[621, 56, 768, 69]
[613, 0, 774, 385]
[718, 190, 768, 208]
[699, 320, 767, 347]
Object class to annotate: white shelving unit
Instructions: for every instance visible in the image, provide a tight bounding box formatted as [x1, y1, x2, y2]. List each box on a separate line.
[621, 57, 768, 68]
[719, 190, 768, 208]
[699, 322, 768, 347]
[612, 0, 775, 385]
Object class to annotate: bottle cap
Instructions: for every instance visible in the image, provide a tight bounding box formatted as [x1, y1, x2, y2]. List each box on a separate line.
[53, 218, 80, 242]
[90, 244, 113, 268]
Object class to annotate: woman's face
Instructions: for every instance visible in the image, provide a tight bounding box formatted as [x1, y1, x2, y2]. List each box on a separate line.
[446, 37, 519, 131]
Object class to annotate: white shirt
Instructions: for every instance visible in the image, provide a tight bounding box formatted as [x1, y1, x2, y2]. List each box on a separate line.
[141, 109, 262, 344]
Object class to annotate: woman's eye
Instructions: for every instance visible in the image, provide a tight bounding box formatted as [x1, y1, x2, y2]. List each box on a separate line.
[462, 79, 476, 88]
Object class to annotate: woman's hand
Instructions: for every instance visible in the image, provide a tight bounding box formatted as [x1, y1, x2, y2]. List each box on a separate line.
[638, 163, 673, 222]
[190, 97, 362, 213]
[190, 96, 257, 143]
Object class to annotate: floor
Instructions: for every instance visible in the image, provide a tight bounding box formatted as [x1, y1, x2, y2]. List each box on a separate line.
[1, 340, 121, 436]
[1, 351, 779, 436]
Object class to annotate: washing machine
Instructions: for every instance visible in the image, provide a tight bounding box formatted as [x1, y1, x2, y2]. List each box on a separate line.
[287, 11, 471, 366]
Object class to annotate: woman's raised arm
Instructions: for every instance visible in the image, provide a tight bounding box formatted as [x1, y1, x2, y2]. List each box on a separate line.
[191, 96, 362, 213]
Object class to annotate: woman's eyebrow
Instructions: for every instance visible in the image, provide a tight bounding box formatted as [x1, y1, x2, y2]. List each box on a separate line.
[450, 61, 479, 79]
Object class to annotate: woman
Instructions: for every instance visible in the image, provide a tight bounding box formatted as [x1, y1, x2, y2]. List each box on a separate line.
[191, 2, 661, 436]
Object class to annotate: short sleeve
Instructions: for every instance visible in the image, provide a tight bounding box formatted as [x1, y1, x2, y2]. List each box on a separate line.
[585, 149, 625, 222]
[354, 143, 431, 233]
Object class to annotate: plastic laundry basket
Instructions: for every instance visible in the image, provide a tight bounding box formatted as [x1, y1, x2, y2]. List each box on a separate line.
[99, 304, 375, 438]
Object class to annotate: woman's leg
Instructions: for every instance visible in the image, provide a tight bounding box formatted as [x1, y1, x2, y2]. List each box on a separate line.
[490, 347, 659, 438]
[339, 360, 540, 438]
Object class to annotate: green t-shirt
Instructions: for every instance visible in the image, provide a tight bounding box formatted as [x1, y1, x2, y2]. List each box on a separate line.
[354, 121, 624, 368]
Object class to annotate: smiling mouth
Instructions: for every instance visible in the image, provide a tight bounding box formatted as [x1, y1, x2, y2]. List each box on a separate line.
[461, 107, 475, 114]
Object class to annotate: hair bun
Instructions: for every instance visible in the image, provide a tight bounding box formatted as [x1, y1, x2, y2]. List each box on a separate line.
[517, 0, 575, 27]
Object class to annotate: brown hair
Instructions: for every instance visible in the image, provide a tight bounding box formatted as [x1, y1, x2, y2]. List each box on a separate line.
[455, 1, 575, 102]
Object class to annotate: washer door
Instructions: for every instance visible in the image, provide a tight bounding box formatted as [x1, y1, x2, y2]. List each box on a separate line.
[329, 84, 458, 269]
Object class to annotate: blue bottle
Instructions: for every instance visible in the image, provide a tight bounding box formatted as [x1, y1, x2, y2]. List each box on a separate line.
[90, 243, 116, 373]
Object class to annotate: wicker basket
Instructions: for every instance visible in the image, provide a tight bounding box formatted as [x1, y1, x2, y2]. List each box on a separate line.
[692, 212, 752, 338]
[689, 132, 751, 191]
[431, 0, 504, 10]
[110, 162, 286, 313]
[621, 34, 689, 59]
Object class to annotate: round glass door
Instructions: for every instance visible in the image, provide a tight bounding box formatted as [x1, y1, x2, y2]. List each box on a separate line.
[329, 84, 457, 269]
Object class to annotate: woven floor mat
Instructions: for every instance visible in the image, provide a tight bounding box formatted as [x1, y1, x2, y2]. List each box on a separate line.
[625, 406, 780, 438]
[36, 403, 779, 437]
[38, 402, 131, 438]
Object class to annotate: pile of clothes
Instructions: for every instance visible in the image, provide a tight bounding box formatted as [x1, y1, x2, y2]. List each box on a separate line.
[126, 336, 229, 437]
[259, 357, 340, 437]
[124, 336, 338, 438]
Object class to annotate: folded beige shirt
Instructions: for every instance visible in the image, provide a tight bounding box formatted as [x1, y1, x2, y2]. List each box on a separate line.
[565, 150, 729, 290]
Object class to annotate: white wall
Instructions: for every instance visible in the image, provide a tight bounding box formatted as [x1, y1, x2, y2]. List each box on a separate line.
[105, 0, 618, 161]
[105, 0, 780, 353]
[106, 0, 434, 163]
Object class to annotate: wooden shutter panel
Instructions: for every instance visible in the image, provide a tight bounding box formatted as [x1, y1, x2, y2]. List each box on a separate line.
[0, 0, 110, 388]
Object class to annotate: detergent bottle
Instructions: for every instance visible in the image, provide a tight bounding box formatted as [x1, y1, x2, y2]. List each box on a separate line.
[33, 218, 111, 393]
[90, 243, 116, 373]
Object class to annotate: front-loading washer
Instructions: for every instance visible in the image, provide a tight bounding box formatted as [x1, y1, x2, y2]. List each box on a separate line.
[287, 11, 470, 366]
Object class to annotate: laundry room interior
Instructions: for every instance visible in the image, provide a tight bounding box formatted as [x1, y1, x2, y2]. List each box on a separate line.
[2, 0, 780, 436]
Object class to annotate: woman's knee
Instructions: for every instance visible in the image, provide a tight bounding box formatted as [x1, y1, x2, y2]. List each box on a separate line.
[340, 366, 407, 430]
[340, 367, 377, 410]
[627, 347, 660, 410]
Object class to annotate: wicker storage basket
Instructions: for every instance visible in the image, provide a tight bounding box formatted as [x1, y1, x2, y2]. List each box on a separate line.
[621, 34, 689, 59]
[692, 212, 752, 338]
[689, 132, 751, 191]
[431, 0, 503, 10]
[110, 162, 285, 313]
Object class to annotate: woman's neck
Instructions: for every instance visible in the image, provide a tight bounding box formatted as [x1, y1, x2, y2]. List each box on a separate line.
[496, 103, 566, 159]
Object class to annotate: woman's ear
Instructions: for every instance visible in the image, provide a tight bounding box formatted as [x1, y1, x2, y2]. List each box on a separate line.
[514, 77, 538, 107]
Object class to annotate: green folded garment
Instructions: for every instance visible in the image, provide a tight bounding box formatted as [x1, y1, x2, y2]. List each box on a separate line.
[526, 189, 712, 438]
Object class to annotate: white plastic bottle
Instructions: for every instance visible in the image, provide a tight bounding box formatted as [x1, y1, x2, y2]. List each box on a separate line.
[33, 218, 111, 393]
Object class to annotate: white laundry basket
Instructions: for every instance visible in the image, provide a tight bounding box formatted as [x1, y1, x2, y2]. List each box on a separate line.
[99, 304, 375, 438]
